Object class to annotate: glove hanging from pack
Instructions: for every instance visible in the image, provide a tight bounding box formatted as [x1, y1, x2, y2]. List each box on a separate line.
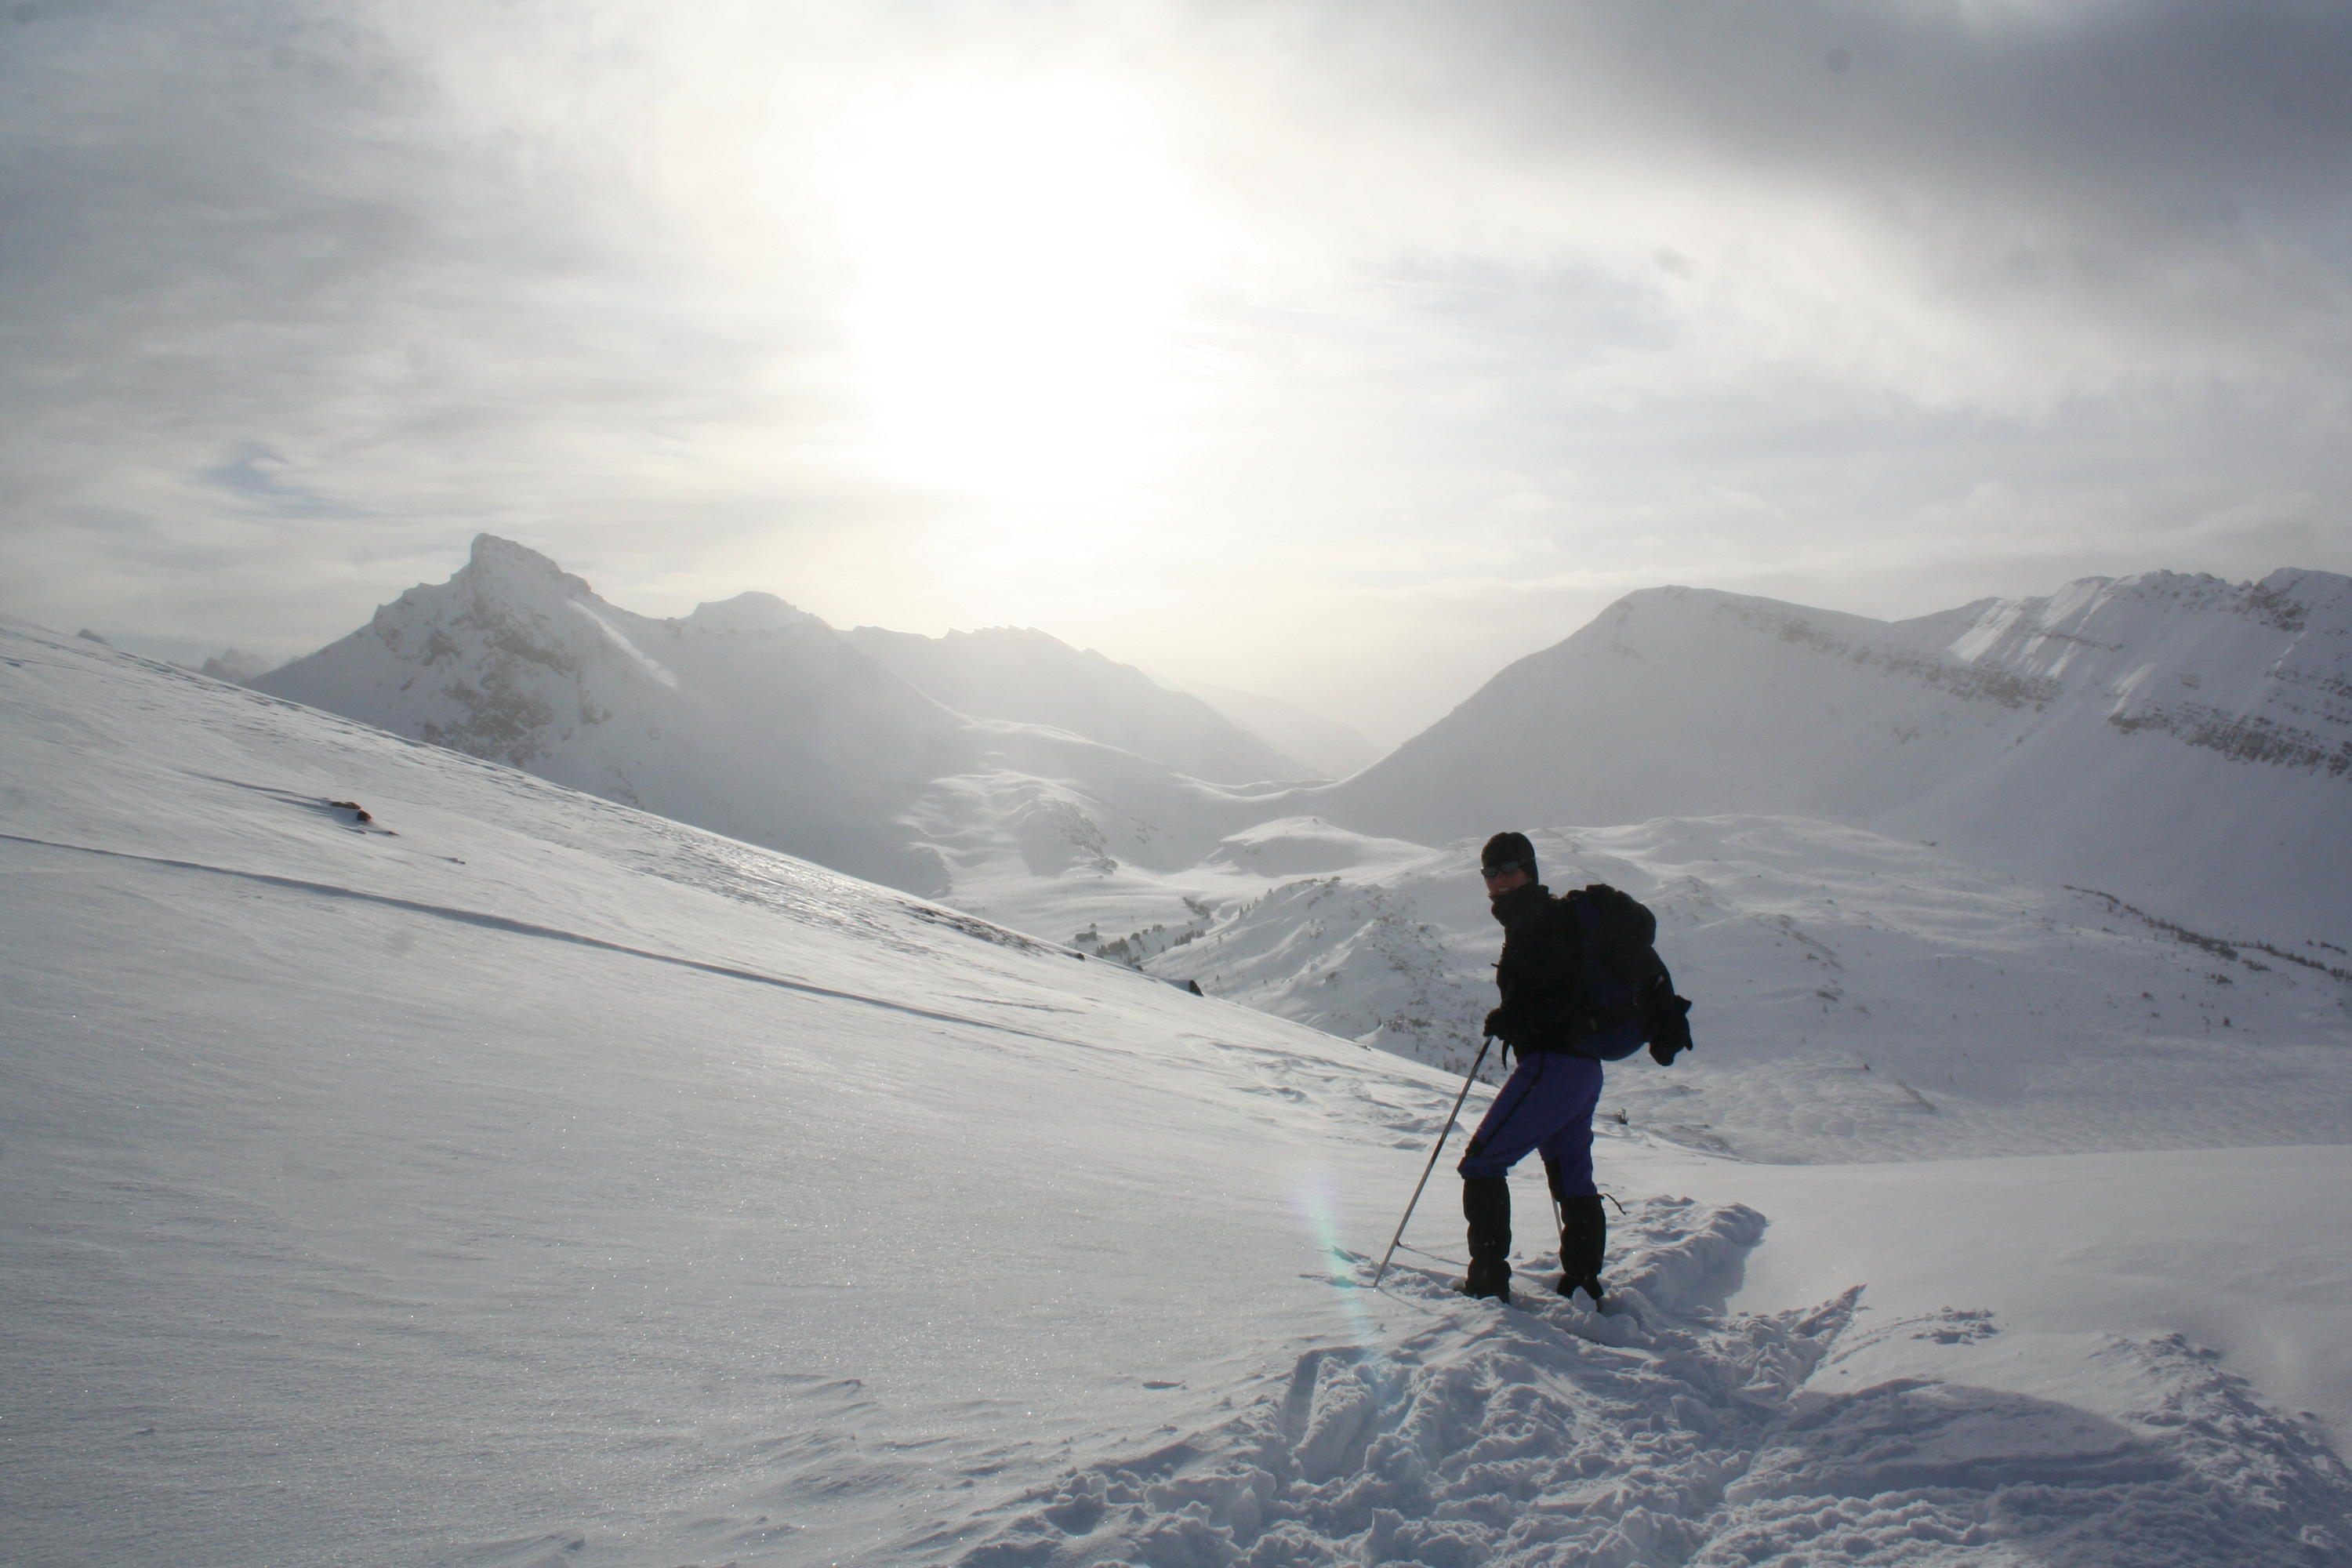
[1646, 987, 1694, 1065]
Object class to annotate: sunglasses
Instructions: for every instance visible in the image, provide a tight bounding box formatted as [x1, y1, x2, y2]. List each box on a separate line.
[1480, 861, 1526, 880]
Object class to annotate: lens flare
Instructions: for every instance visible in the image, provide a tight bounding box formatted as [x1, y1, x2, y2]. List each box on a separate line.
[1287, 1170, 1388, 1349]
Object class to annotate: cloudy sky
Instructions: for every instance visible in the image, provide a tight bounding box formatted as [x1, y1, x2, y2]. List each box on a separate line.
[5, 0, 2349, 740]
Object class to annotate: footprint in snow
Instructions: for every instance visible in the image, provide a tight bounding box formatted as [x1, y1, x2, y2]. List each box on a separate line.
[949, 1196, 2352, 1567]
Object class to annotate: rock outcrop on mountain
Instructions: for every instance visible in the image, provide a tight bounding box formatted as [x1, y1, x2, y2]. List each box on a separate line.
[1313, 570, 2352, 936]
[194, 648, 273, 684]
[840, 624, 1306, 783]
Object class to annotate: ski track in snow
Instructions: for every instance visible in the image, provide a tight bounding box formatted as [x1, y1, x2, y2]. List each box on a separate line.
[949, 1200, 2352, 1568]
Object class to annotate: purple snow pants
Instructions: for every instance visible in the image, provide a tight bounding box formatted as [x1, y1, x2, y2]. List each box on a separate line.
[1455, 1051, 1603, 1192]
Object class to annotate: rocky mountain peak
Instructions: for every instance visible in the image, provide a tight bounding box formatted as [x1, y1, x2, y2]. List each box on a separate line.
[455, 534, 591, 604]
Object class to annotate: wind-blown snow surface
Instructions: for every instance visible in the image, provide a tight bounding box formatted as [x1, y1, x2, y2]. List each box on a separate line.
[7, 621, 2352, 1568]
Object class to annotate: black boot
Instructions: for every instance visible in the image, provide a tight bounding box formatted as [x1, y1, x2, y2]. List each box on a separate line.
[1547, 1162, 1606, 1306]
[1460, 1176, 1512, 1301]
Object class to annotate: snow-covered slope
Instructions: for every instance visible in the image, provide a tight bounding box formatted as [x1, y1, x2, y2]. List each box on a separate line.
[4, 620, 2352, 1561]
[5, 619, 2350, 1566]
[842, 623, 1308, 783]
[1317, 572, 2352, 940]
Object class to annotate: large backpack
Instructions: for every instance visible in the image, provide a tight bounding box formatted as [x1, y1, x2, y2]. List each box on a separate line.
[1559, 884, 1695, 1064]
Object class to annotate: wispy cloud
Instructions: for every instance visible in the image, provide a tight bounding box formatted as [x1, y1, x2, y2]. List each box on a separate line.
[4, 0, 2347, 739]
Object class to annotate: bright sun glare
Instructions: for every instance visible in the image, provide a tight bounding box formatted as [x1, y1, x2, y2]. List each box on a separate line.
[837, 79, 1206, 517]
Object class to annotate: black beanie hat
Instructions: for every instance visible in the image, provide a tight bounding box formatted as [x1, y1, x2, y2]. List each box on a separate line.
[1481, 830, 1537, 881]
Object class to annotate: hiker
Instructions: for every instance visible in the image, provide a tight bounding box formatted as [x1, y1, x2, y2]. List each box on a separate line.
[1457, 831, 1687, 1304]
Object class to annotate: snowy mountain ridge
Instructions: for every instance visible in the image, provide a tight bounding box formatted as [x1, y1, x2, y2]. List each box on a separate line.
[241, 543, 2352, 1110]
[1314, 568, 2352, 939]
[252, 535, 1295, 896]
[254, 534, 966, 891]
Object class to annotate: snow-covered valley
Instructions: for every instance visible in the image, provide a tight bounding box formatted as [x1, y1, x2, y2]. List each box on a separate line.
[7, 607, 2352, 1565]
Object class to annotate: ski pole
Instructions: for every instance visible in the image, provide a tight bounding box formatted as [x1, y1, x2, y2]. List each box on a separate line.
[1371, 1035, 1494, 1288]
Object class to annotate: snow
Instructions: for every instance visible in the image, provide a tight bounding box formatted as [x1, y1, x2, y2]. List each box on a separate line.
[3, 620, 1411, 1565]
[1148, 818, 2352, 1162]
[9, 601, 2352, 1566]
[1684, 1147, 2352, 1454]
[247, 537, 1301, 908]
[241, 539, 2351, 989]
[844, 624, 1308, 785]
[958, 1175, 2352, 1566]
[1311, 572, 2352, 942]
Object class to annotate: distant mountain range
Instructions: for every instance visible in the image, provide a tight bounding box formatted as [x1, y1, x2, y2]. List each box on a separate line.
[252, 539, 2350, 949]
[252, 536, 1294, 894]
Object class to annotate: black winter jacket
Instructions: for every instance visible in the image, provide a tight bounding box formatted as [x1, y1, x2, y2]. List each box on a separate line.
[1486, 882, 1602, 1054]
[1487, 881, 1692, 1064]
